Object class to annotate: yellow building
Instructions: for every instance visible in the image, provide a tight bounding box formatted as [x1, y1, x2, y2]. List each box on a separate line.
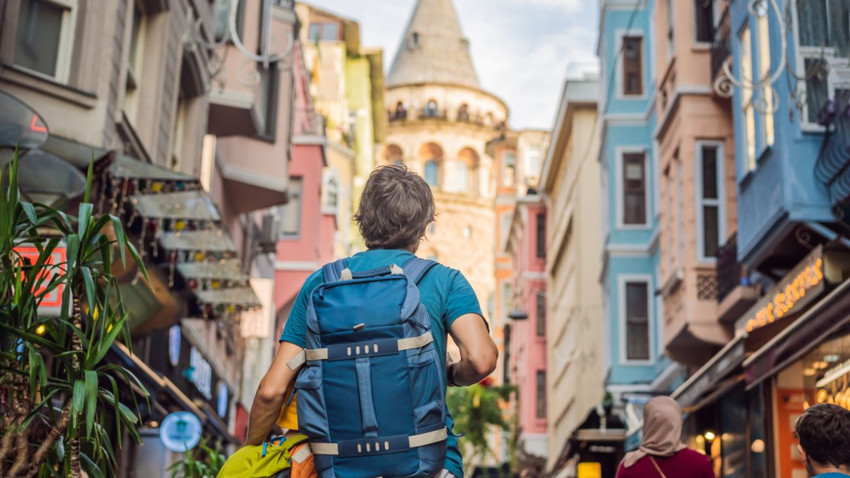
[381, 0, 507, 308]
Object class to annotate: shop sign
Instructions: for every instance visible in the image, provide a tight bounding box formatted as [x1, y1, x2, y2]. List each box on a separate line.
[577, 463, 602, 478]
[189, 347, 213, 400]
[159, 411, 202, 453]
[168, 325, 181, 367]
[14, 244, 68, 317]
[737, 246, 825, 334]
[675, 338, 746, 408]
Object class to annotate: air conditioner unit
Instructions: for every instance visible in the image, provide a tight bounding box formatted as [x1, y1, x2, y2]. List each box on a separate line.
[259, 213, 280, 254]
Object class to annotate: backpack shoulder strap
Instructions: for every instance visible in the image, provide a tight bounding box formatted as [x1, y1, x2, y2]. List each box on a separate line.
[321, 258, 349, 283]
[402, 257, 438, 284]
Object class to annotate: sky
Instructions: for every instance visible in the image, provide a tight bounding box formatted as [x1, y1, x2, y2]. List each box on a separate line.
[303, 0, 599, 130]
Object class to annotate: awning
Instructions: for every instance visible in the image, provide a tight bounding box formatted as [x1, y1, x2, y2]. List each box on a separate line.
[159, 230, 235, 252]
[743, 277, 850, 390]
[672, 334, 747, 410]
[110, 153, 196, 181]
[194, 287, 262, 308]
[131, 191, 221, 221]
[177, 260, 248, 282]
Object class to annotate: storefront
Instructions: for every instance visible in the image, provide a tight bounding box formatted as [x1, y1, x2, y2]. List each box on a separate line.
[673, 243, 850, 478]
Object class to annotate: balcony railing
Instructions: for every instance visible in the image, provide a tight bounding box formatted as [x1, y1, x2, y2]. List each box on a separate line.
[710, 8, 731, 82]
[716, 233, 743, 303]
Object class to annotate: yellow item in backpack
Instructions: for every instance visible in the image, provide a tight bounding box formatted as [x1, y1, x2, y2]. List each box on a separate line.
[217, 434, 311, 478]
[276, 383, 298, 430]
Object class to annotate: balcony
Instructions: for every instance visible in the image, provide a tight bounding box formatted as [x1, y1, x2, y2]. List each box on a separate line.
[815, 95, 850, 206]
[710, 8, 731, 85]
[715, 233, 759, 327]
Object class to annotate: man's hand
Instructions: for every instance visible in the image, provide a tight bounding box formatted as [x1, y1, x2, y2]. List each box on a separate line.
[448, 313, 498, 386]
[246, 341, 304, 445]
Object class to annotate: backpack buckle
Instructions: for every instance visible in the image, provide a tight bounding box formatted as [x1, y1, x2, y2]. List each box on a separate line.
[390, 264, 404, 275]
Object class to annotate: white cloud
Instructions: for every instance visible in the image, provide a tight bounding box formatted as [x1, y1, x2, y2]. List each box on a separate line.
[303, 0, 598, 129]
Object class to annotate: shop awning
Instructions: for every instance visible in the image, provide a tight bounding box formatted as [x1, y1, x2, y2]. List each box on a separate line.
[159, 229, 235, 252]
[177, 260, 248, 282]
[744, 278, 850, 390]
[194, 287, 262, 308]
[672, 334, 747, 410]
[132, 191, 221, 221]
[110, 153, 196, 181]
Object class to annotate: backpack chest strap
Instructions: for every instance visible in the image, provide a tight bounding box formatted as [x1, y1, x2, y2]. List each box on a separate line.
[309, 427, 447, 457]
[286, 331, 434, 370]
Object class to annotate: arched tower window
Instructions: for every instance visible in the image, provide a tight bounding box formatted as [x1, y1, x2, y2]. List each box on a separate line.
[425, 160, 439, 186]
[382, 144, 404, 165]
[424, 99, 438, 118]
[419, 143, 444, 188]
[457, 104, 470, 122]
[393, 101, 407, 121]
[411, 32, 420, 48]
[456, 147, 480, 195]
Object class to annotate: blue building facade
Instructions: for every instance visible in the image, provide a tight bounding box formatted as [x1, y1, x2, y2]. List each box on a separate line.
[597, 0, 679, 443]
[728, 0, 849, 268]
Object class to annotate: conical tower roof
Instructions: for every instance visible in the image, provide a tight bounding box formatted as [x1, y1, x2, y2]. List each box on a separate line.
[387, 0, 480, 89]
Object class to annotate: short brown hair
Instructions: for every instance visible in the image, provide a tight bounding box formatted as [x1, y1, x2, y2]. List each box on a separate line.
[794, 403, 850, 468]
[355, 164, 435, 250]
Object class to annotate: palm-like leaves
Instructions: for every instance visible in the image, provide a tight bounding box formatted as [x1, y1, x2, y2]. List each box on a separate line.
[1, 152, 150, 477]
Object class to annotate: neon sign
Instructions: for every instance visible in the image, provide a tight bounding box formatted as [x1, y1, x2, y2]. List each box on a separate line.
[740, 248, 824, 333]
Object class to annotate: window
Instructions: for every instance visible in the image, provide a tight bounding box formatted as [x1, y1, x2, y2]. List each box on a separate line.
[622, 153, 647, 225]
[698, 143, 724, 260]
[622, 36, 644, 96]
[14, 0, 77, 82]
[536, 212, 546, 259]
[756, 10, 774, 147]
[258, 62, 279, 137]
[457, 104, 470, 122]
[536, 291, 546, 337]
[665, 0, 674, 62]
[795, 0, 849, 125]
[536, 371, 546, 419]
[455, 161, 468, 192]
[411, 31, 420, 48]
[463, 226, 472, 239]
[503, 152, 516, 187]
[123, 3, 145, 123]
[425, 99, 439, 117]
[171, 93, 187, 170]
[424, 160, 439, 187]
[322, 173, 338, 210]
[695, 0, 714, 43]
[501, 282, 513, 321]
[280, 178, 302, 237]
[213, 0, 244, 41]
[500, 212, 512, 249]
[526, 146, 543, 178]
[739, 26, 757, 170]
[308, 22, 340, 42]
[625, 281, 650, 361]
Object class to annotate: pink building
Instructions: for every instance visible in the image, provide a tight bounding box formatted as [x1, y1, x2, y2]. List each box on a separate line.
[273, 41, 336, 341]
[505, 196, 548, 470]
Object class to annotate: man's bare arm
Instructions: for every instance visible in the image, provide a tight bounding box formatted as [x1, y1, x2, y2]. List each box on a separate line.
[447, 313, 498, 386]
[245, 341, 303, 445]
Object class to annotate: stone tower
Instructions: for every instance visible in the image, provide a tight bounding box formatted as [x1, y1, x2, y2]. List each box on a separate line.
[382, 0, 507, 314]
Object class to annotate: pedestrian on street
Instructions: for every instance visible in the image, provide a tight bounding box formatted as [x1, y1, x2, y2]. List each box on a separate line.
[245, 164, 498, 478]
[794, 403, 850, 477]
[615, 396, 714, 478]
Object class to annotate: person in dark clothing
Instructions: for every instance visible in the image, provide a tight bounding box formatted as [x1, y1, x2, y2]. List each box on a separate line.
[615, 396, 715, 478]
[794, 403, 850, 477]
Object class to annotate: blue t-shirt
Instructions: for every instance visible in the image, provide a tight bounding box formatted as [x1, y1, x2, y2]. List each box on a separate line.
[280, 249, 484, 478]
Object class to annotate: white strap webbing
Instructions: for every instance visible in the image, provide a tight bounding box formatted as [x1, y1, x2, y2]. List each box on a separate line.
[309, 427, 447, 456]
[286, 332, 434, 371]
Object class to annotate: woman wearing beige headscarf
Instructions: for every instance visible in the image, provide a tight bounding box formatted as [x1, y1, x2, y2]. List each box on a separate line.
[615, 396, 715, 478]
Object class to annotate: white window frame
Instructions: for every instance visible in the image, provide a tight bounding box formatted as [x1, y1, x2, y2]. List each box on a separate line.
[755, 10, 774, 150]
[615, 29, 648, 100]
[14, 0, 78, 83]
[695, 140, 726, 263]
[321, 169, 339, 215]
[789, 1, 850, 132]
[615, 146, 651, 230]
[738, 24, 757, 173]
[618, 274, 655, 366]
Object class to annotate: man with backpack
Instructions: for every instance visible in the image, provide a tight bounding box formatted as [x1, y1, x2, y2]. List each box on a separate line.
[246, 164, 499, 478]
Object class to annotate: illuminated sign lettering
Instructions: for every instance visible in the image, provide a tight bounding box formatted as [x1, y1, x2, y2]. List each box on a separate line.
[738, 247, 825, 333]
[14, 244, 68, 317]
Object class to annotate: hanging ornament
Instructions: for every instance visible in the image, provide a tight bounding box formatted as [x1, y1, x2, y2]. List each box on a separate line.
[139, 217, 149, 258]
[168, 251, 178, 288]
[175, 219, 186, 231]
